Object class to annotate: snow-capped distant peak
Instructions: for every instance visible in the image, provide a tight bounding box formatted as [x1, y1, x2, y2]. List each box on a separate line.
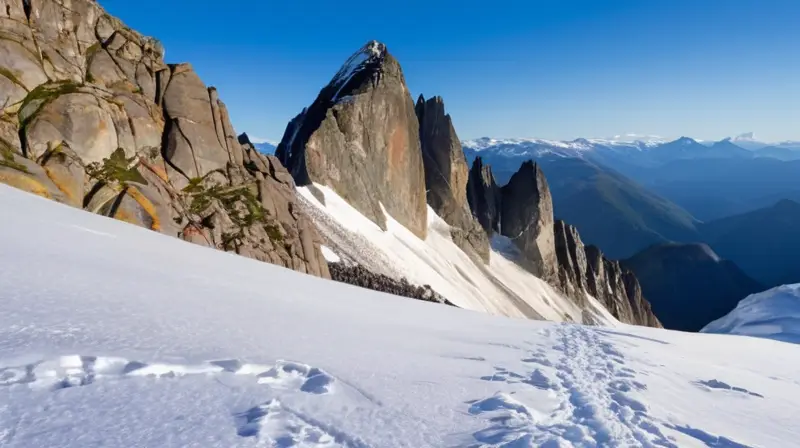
[247, 136, 278, 146]
[732, 132, 758, 142]
[606, 133, 668, 144]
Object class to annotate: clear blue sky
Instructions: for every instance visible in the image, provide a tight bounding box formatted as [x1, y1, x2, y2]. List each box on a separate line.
[103, 0, 800, 143]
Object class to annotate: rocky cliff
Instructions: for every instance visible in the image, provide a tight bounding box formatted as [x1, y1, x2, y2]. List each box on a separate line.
[468, 159, 662, 327]
[0, 0, 329, 278]
[276, 41, 427, 239]
[415, 95, 488, 262]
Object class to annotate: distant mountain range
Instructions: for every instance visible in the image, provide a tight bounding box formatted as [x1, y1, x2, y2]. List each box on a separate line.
[254, 142, 277, 154]
[463, 134, 800, 166]
[463, 135, 800, 291]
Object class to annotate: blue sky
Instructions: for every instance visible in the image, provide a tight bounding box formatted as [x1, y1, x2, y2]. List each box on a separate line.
[103, 0, 800, 143]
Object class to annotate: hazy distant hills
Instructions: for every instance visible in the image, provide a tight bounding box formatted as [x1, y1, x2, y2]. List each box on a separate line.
[628, 157, 800, 220]
[533, 158, 699, 259]
[623, 243, 764, 332]
[701, 199, 800, 287]
[254, 142, 277, 154]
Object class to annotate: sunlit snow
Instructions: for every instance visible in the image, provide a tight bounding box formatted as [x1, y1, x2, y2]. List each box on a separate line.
[2, 184, 800, 447]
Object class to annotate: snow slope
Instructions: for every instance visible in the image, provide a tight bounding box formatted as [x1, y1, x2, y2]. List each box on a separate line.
[702, 284, 800, 344]
[2, 184, 800, 447]
[297, 183, 600, 324]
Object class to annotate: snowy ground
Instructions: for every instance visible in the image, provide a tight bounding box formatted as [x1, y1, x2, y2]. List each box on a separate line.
[2, 184, 800, 447]
[703, 284, 800, 344]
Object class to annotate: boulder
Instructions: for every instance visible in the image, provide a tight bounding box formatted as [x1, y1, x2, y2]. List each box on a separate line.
[276, 41, 428, 239]
[161, 64, 230, 180]
[21, 85, 119, 163]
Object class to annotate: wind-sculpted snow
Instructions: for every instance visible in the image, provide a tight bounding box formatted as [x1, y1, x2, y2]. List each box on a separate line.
[702, 284, 800, 344]
[1, 184, 800, 447]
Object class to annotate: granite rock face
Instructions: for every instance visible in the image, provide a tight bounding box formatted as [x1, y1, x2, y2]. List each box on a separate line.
[0, 0, 329, 279]
[500, 161, 559, 283]
[415, 95, 489, 262]
[276, 41, 428, 239]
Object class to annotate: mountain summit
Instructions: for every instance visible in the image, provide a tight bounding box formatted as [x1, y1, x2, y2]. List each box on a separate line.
[276, 40, 428, 238]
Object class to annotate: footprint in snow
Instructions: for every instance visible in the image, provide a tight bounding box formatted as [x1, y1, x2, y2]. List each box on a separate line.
[693, 379, 764, 398]
[0, 355, 336, 395]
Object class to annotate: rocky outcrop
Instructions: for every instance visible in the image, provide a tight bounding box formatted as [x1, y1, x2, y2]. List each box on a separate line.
[463, 156, 661, 327]
[467, 156, 501, 234]
[553, 220, 589, 307]
[500, 161, 559, 283]
[0, 0, 329, 279]
[415, 95, 489, 262]
[276, 41, 427, 239]
[558, 224, 662, 327]
[328, 262, 453, 306]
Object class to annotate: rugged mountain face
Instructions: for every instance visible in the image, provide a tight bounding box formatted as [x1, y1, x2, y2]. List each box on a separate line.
[555, 221, 662, 328]
[466, 159, 662, 327]
[466, 156, 501, 234]
[623, 243, 764, 332]
[415, 95, 488, 262]
[500, 161, 559, 283]
[0, 0, 329, 278]
[276, 41, 427, 239]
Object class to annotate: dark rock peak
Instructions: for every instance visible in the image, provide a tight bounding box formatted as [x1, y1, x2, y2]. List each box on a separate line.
[416, 93, 489, 262]
[502, 160, 549, 210]
[467, 156, 501, 234]
[237, 132, 253, 146]
[500, 159, 557, 282]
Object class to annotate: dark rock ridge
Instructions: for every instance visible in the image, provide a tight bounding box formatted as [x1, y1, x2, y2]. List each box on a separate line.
[0, 0, 329, 278]
[466, 156, 501, 234]
[328, 262, 454, 306]
[276, 40, 428, 239]
[467, 159, 662, 327]
[415, 95, 489, 262]
[623, 242, 765, 331]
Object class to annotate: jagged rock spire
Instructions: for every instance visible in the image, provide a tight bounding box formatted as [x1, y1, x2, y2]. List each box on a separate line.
[467, 156, 501, 234]
[276, 41, 428, 238]
[416, 94, 489, 262]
